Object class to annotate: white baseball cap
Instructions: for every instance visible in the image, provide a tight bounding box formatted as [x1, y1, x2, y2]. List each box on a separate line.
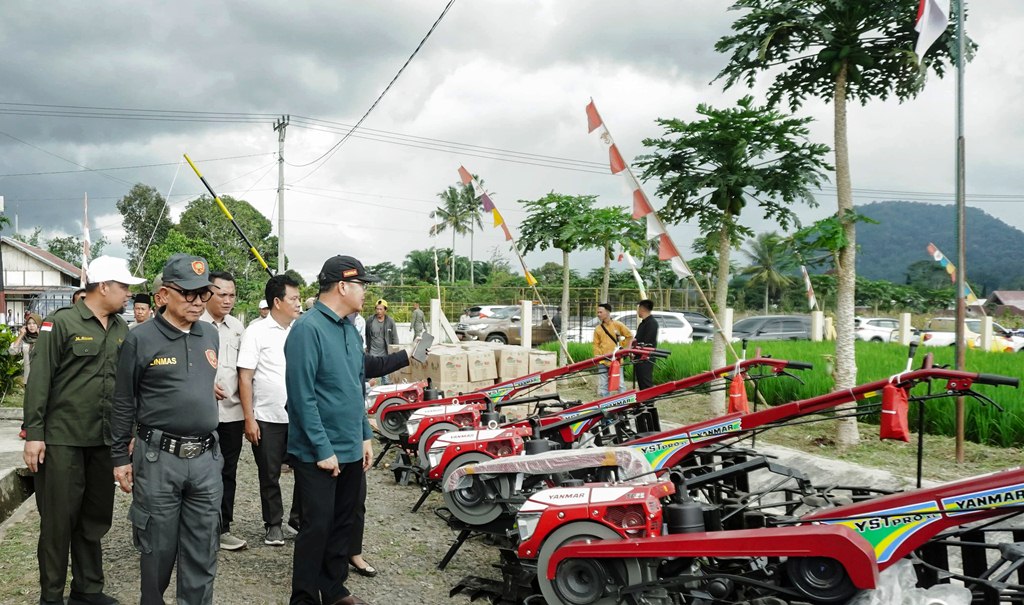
[258, 299, 269, 309]
[86, 256, 146, 285]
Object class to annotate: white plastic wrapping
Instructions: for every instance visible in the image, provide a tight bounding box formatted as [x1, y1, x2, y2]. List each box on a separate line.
[847, 559, 972, 605]
[443, 446, 653, 492]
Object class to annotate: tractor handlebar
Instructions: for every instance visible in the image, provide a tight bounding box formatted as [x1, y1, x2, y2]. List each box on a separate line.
[974, 373, 1020, 388]
[785, 361, 814, 371]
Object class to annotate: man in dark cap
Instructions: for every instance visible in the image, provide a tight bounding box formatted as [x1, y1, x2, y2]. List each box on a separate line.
[24, 255, 143, 605]
[285, 255, 380, 605]
[131, 293, 152, 327]
[111, 253, 223, 605]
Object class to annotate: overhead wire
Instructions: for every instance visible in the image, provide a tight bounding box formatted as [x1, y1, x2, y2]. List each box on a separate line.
[288, 0, 457, 183]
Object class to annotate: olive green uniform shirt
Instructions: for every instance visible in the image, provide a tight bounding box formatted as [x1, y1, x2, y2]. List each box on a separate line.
[22, 300, 129, 446]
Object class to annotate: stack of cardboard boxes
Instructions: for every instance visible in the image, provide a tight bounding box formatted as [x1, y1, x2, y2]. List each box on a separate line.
[387, 341, 558, 398]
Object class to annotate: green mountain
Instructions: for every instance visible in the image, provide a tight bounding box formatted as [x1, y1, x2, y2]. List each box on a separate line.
[855, 201, 1024, 292]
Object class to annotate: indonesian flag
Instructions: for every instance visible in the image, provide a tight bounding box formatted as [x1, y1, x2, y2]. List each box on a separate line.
[81, 193, 91, 283]
[915, 0, 949, 59]
[801, 265, 817, 311]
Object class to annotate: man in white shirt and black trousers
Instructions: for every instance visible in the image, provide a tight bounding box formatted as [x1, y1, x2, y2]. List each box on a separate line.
[237, 273, 303, 546]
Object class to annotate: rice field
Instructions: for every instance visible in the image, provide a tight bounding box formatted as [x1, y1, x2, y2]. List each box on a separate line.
[543, 340, 1024, 447]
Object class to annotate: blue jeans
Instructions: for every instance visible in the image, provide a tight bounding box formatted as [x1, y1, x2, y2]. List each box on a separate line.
[597, 365, 623, 398]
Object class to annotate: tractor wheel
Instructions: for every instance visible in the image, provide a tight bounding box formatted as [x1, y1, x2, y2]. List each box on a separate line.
[441, 451, 508, 525]
[539, 521, 643, 605]
[417, 422, 459, 469]
[787, 557, 856, 603]
[373, 397, 411, 442]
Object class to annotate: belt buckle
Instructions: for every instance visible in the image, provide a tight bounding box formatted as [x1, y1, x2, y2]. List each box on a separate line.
[179, 441, 203, 459]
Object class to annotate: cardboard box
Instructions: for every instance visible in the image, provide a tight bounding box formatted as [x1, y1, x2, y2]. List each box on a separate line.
[428, 349, 468, 384]
[528, 350, 557, 373]
[466, 349, 498, 382]
[496, 346, 529, 380]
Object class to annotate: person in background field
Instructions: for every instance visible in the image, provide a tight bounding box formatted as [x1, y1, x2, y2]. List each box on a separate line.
[10, 312, 41, 384]
[365, 299, 398, 385]
[111, 253, 222, 605]
[150, 274, 167, 311]
[304, 296, 316, 312]
[250, 299, 270, 325]
[199, 271, 248, 552]
[24, 255, 143, 605]
[237, 274, 302, 547]
[592, 303, 632, 397]
[72, 290, 87, 305]
[131, 293, 152, 328]
[6, 308, 14, 325]
[410, 301, 427, 338]
[631, 299, 660, 390]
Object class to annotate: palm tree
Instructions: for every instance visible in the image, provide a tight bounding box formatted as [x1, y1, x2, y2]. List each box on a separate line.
[430, 183, 482, 283]
[742, 232, 795, 313]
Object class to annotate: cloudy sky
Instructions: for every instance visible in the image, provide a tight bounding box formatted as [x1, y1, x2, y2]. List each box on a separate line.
[1, 0, 1022, 282]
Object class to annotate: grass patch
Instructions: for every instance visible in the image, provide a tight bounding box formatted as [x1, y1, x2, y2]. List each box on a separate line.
[544, 339, 1024, 447]
[1, 386, 24, 408]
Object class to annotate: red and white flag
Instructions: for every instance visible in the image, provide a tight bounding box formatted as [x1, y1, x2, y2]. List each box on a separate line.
[914, 0, 949, 59]
[801, 265, 817, 311]
[81, 193, 91, 283]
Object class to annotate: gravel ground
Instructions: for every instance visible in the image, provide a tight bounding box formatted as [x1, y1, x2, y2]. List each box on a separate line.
[0, 444, 506, 605]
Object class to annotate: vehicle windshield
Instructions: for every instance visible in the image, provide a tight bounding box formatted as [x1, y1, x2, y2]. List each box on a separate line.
[732, 318, 762, 333]
[488, 306, 519, 319]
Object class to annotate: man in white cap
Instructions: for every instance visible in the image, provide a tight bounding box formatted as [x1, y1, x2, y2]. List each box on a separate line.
[250, 299, 270, 325]
[24, 255, 143, 605]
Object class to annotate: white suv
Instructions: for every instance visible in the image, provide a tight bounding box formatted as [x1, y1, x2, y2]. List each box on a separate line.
[568, 310, 693, 344]
[854, 317, 900, 342]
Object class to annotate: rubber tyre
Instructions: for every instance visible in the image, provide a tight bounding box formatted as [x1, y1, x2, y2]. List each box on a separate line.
[417, 421, 458, 470]
[441, 451, 506, 526]
[538, 521, 642, 605]
[373, 397, 411, 442]
[485, 334, 508, 344]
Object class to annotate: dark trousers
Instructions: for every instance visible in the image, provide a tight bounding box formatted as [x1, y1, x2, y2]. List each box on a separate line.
[217, 420, 244, 532]
[34, 444, 114, 601]
[130, 432, 223, 605]
[289, 460, 364, 605]
[635, 360, 655, 391]
[252, 420, 289, 527]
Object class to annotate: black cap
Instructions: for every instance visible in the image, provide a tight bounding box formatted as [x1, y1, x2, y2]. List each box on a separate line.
[161, 253, 215, 290]
[133, 292, 152, 306]
[317, 255, 380, 284]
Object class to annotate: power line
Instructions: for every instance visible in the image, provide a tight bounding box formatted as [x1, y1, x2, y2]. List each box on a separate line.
[0, 152, 275, 177]
[289, 0, 457, 182]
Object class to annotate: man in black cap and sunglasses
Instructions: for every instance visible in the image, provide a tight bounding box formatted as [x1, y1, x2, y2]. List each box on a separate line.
[285, 255, 382, 605]
[110, 253, 224, 605]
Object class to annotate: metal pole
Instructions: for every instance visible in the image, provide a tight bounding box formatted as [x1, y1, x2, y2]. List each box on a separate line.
[274, 115, 289, 273]
[953, 0, 967, 464]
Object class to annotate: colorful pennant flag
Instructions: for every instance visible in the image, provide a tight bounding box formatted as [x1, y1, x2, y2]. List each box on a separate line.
[927, 242, 979, 304]
[621, 249, 648, 299]
[586, 100, 691, 280]
[800, 265, 818, 311]
[914, 0, 950, 59]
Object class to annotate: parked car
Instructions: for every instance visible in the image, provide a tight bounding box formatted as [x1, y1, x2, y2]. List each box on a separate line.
[921, 317, 1024, 352]
[679, 311, 714, 341]
[854, 317, 900, 342]
[731, 315, 811, 341]
[457, 305, 516, 324]
[567, 310, 693, 345]
[456, 304, 559, 345]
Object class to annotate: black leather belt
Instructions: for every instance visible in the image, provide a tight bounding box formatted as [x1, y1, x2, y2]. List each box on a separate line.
[137, 425, 215, 459]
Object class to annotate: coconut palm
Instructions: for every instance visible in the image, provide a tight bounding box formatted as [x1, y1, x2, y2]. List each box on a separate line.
[742, 232, 795, 313]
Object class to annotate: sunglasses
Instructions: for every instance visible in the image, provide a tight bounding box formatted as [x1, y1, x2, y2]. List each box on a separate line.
[165, 284, 214, 303]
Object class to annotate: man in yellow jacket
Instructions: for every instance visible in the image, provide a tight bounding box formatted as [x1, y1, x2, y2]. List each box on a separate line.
[592, 303, 632, 396]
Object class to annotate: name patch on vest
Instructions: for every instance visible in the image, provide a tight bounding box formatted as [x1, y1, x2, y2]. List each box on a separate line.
[150, 357, 178, 366]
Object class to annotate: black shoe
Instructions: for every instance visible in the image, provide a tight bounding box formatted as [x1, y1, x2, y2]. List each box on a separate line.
[350, 559, 378, 578]
[68, 592, 119, 605]
[39, 599, 63, 605]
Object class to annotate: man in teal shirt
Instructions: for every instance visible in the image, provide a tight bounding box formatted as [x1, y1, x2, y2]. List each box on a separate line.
[286, 255, 378, 605]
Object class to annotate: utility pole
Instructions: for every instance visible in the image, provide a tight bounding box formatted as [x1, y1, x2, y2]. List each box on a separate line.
[274, 115, 289, 274]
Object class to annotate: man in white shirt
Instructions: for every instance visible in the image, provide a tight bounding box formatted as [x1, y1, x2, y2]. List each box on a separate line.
[237, 274, 302, 546]
[199, 271, 248, 551]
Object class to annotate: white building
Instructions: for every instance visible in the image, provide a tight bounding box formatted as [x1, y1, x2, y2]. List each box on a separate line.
[1, 236, 81, 325]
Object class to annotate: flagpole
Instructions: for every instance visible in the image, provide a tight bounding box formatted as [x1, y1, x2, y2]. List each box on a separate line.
[81, 193, 90, 284]
[953, 0, 967, 464]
